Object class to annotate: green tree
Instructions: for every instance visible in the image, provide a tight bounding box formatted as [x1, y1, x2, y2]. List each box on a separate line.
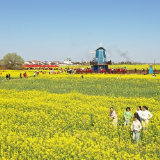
[2, 53, 24, 69]
[0, 60, 4, 66]
[51, 62, 56, 65]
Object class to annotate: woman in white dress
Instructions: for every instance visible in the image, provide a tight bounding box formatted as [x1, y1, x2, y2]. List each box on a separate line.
[141, 106, 153, 130]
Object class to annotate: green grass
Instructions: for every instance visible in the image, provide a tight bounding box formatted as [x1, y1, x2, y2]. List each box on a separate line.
[1, 76, 160, 100]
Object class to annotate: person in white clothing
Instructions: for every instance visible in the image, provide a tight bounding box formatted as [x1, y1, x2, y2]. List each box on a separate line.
[136, 106, 142, 121]
[141, 106, 153, 130]
[131, 113, 142, 142]
[109, 107, 118, 127]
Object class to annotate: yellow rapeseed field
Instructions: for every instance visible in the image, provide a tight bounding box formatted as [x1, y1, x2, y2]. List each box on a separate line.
[58, 64, 160, 70]
[109, 64, 160, 70]
[0, 70, 160, 159]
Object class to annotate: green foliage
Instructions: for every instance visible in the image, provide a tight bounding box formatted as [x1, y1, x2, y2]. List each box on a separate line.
[0, 60, 5, 66]
[2, 53, 24, 69]
[0, 76, 159, 100]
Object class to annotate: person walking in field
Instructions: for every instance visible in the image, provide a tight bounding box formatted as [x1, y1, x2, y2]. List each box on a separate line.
[24, 72, 27, 78]
[136, 106, 142, 122]
[141, 106, 153, 130]
[20, 73, 22, 78]
[124, 107, 133, 126]
[131, 113, 142, 143]
[109, 107, 118, 127]
[6, 74, 8, 80]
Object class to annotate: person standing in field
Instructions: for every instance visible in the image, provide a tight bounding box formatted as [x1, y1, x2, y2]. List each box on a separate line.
[124, 107, 133, 126]
[135, 68, 137, 73]
[8, 74, 10, 80]
[141, 106, 153, 130]
[20, 73, 22, 78]
[34, 72, 36, 77]
[111, 68, 114, 74]
[134, 112, 141, 122]
[6, 74, 8, 79]
[109, 107, 118, 127]
[131, 113, 142, 143]
[136, 106, 142, 122]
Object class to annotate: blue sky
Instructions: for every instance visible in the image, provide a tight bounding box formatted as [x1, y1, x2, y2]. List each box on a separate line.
[0, 0, 160, 62]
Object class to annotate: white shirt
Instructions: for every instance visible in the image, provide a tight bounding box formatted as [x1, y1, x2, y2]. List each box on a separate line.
[131, 120, 142, 132]
[136, 110, 142, 118]
[142, 110, 153, 121]
[110, 111, 117, 118]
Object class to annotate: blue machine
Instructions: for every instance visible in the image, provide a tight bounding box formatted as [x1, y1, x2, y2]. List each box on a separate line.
[90, 47, 111, 72]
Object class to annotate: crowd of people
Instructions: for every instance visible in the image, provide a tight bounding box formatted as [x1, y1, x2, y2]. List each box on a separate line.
[110, 106, 153, 143]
